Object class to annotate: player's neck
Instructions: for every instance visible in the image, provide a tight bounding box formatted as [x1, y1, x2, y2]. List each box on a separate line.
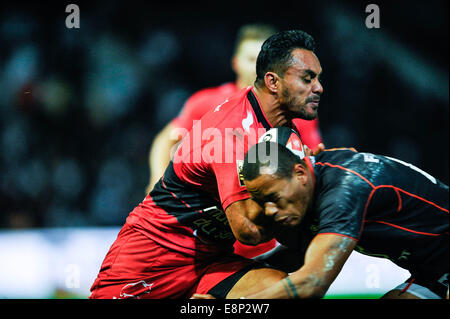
[253, 86, 291, 127]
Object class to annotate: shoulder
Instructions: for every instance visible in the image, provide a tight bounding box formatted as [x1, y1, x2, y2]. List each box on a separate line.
[185, 82, 238, 106]
[174, 83, 239, 127]
[197, 86, 252, 128]
[314, 149, 361, 170]
[314, 150, 376, 190]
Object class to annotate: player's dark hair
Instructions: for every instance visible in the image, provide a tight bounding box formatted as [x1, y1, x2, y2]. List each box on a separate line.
[243, 141, 305, 181]
[254, 30, 316, 87]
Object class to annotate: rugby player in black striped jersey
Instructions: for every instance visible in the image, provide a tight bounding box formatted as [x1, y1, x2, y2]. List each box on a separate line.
[194, 128, 448, 299]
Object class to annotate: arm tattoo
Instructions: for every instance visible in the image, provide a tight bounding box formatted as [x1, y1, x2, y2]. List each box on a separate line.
[281, 277, 300, 298]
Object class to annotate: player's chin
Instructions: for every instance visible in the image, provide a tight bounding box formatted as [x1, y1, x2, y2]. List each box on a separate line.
[290, 106, 318, 121]
[303, 106, 318, 120]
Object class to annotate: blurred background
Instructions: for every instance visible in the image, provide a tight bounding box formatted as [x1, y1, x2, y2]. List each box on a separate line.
[0, 0, 447, 298]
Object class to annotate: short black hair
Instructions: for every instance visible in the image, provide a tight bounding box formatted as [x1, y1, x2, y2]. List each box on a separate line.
[255, 30, 316, 87]
[243, 141, 304, 181]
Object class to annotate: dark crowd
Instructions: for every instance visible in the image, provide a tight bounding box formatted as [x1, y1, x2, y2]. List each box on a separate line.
[0, 0, 448, 228]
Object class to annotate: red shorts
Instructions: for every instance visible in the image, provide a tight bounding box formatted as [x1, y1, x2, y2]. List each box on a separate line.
[89, 224, 259, 299]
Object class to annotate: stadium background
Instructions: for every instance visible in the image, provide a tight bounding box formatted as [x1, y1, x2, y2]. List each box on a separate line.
[0, 0, 447, 299]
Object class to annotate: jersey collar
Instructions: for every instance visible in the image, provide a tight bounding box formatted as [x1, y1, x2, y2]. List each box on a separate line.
[247, 88, 272, 130]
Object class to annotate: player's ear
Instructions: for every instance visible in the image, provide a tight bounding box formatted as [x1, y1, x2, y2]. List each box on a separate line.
[264, 72, 279, 93]
[231, 55, 239, 73]
[293, 163, 308, 184]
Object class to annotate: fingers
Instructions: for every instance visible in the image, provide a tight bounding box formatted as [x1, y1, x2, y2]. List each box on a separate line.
[303, 145, 312, 157]
[324, 147, 357, 152]
[313, 143, 325, 156]
[308, 144, 358, 156]
[305, 143, 327, 157]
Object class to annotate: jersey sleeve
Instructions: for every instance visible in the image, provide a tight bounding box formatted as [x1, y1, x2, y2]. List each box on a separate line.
[212, 161, 251, 210]
[314, 170, 372, 240]
[292, 118, 322, 150]
[209, 129, 251, 211]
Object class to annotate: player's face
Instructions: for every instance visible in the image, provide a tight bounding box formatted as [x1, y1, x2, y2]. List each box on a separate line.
[233, 39, 265, 87]
[245, 172, 311, 228]
[278, 49, 323, 120]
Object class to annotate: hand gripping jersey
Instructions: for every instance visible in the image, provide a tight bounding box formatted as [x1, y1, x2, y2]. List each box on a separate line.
[127, 86, 307, 257]
[303, 150, 448, 279]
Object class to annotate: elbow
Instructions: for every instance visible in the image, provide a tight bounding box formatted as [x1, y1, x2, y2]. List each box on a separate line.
[235, 230, 263, 246]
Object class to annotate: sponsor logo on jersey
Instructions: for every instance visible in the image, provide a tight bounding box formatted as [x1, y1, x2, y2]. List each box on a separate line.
[236, 159, 245, 186]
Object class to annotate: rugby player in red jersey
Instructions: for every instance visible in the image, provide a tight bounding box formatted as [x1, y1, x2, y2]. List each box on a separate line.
[146, 24, 324, 259]
[147, 25, 279, 259]
[146, 24, 323, 192]
[90, 30, 325, 299]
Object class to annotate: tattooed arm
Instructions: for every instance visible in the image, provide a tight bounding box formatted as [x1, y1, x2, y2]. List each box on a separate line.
[245, 233, 356, 299]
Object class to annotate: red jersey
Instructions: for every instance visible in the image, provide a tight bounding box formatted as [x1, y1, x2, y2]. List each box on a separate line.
[128, 87, 307, 256]
[171, 82, 322, 150]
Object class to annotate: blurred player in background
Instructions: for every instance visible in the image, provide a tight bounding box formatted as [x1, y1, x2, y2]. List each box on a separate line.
[90, 30, 325, 299]
[206, 136, 448, 299]
[146, 24, 324, 259]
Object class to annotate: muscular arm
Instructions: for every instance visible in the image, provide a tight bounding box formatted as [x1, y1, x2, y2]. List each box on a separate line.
[245, 233, 357, 298]
[146, 122, 181, 194]
[225, 198, 279, 246]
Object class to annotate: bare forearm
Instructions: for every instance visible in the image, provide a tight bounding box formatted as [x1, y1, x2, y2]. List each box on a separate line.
[245, 234, 356, 299]
[232, 216, 266, 245]
[226, 199, 275, 245]
[244, 269, 327, 299]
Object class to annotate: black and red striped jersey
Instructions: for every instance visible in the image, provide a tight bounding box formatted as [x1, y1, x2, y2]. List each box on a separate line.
[303, 149, 448, 277]
[127, 86, 305, 257]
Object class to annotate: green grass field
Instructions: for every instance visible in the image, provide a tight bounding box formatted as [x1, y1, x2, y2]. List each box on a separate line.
[323, 294, 382, 299]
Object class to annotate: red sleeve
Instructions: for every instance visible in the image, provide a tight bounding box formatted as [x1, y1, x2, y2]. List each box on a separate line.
[208, 131, 251, 210]
[292, 118, 323, 150]
[172, 119, 250, 209]
[173, 145, 250, 210]
[212, 161, 251, 211]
